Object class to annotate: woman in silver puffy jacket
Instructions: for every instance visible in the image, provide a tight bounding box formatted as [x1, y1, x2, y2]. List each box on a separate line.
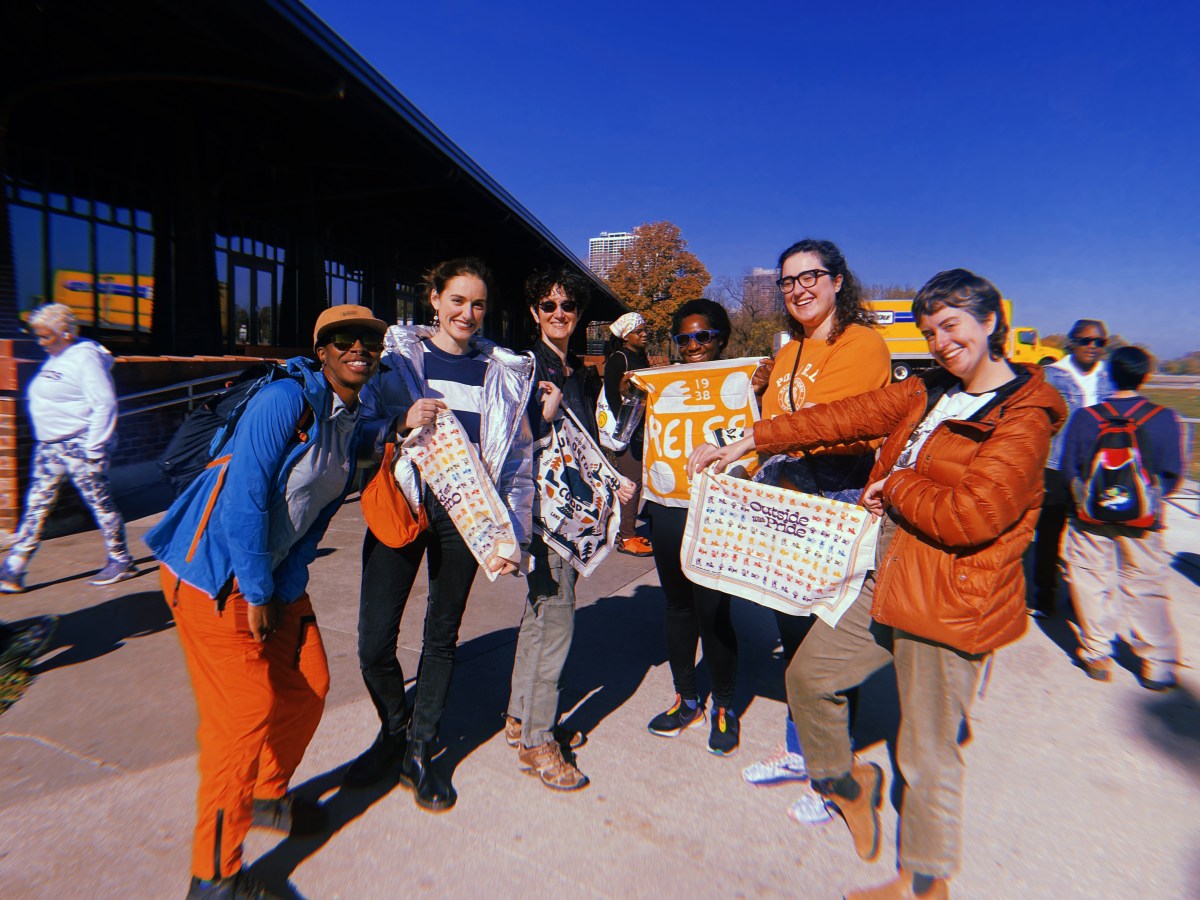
[346, 257, 534, 812]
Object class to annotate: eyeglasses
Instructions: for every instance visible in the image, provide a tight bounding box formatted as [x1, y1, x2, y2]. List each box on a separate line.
[671, 329, 722, 347]
[776, 269, 832, 293]
[537, 299, 579, 314]
[1074, 337, 1108, 348]
[326, 330, 384, 352]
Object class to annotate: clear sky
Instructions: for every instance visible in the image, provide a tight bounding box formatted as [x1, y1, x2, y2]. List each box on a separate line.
[305, 0, 1199, 358]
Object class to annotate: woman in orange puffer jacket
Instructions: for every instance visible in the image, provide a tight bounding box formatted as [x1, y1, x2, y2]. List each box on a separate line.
[689, 269, 1066, 900]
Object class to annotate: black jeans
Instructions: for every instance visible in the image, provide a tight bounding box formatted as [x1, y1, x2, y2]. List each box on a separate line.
[358, 493, 479, 743]
[648, 502, 738, 709]
[1032, 468, 1072, 612]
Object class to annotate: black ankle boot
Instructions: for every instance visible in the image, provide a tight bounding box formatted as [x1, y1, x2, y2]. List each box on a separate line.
[400, 738, 456, 812]
[344, 728, 406, 788]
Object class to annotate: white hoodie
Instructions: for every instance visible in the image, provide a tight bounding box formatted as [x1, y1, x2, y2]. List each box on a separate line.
[26, 339, 118, 456]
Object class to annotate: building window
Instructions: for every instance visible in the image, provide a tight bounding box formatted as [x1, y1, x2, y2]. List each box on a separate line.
[215, 232, 285, 348]
[6, 157, 154, 350]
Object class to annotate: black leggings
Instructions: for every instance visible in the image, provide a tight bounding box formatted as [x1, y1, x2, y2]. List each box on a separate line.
[648, 502, 738, 709]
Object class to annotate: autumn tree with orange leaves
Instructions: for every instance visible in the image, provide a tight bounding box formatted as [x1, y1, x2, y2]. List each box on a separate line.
[604, 221, 711, 343]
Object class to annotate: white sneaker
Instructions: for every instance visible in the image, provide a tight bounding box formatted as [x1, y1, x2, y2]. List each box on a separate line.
[741, 744, 808, 786]
[787, 790, 833, 825]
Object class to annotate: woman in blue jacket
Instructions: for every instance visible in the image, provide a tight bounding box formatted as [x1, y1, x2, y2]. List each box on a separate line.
[146, 305, 385, 899]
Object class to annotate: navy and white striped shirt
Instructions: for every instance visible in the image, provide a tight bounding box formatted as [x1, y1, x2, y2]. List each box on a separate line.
[422, 339, 487, 445]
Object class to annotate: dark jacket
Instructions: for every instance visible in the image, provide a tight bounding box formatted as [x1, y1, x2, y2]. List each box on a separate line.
[603, 348, 649, 457]
[528, 340, 600, 443]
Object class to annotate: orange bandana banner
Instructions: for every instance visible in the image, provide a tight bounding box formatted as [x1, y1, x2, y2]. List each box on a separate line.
[630, 357, 761, 508]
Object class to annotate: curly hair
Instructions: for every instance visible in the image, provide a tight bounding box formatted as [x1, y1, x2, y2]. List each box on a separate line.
[912, 268, 1008, 359]
[777, 239, 873, 344]
[525, 266, 591, 310]
[422, 257, 494, 307]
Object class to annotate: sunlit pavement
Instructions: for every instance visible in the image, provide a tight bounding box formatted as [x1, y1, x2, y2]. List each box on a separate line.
[1, 491, 1197, 899]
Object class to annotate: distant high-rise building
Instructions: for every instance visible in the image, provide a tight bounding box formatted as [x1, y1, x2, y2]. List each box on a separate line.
[743, 267, 784, 314]
[588, 231, 637, 277]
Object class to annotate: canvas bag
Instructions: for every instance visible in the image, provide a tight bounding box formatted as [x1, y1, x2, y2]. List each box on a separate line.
[596, 351, 633, 452]
[360, 441, 428, 547]
[1076, 399, 1164, 528]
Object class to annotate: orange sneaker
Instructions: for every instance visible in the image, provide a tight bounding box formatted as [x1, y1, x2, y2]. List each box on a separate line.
[617, 536, 653, 557]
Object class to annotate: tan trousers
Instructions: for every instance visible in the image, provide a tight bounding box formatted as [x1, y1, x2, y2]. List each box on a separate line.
[786, 515, 987, 878]
[1066, 521, 1179, 680]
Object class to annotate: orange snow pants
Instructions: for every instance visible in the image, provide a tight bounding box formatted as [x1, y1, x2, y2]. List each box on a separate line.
[163, 567, 330, 880]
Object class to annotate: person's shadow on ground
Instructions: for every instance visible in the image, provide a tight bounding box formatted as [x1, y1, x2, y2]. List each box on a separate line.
[32, 590, 175, 673]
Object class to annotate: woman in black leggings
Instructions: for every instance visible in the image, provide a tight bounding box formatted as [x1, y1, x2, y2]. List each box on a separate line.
[644, 298, 741, 756]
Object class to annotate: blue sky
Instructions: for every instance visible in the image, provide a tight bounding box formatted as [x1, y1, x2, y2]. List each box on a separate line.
[305, 0, 1199, 358]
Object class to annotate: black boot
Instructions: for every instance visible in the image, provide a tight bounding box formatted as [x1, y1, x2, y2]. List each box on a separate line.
[399, 738, 456, 812]
[344, 728, 406, 788]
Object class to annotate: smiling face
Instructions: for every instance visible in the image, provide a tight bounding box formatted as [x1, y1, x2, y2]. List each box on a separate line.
[530, 284, 580, 349]
[32, 322, 73, 357]
[675, 313, 726, 363]
[780, 250, 842, 340]
[919, 305, 997, 384]
[317, 328, 382, 404]
[432, 275, 488, 348]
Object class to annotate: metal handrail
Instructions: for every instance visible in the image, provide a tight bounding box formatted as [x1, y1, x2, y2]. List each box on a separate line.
[116, 372, 239, 418]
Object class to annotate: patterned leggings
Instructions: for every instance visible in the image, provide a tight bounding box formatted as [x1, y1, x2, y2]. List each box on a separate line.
[6, 439, 131, 574]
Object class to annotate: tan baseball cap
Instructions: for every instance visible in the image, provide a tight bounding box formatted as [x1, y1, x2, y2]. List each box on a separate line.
[313, 304, 389, 347]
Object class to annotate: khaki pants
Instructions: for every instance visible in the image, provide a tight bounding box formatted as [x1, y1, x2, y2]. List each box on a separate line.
[1066, 521, 1179, 680]
[786, 515, 987, 878]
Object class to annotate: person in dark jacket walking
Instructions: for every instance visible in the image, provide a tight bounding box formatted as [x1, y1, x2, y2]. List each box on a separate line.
[604, 312, 653, 556]
[1061, 345, 1184, 690]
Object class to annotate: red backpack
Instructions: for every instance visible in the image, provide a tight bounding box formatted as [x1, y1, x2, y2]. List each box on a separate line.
[1077, 400, 1163, 528]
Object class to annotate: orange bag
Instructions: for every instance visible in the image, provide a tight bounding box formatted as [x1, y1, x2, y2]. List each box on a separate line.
[360, 442, 427, 547]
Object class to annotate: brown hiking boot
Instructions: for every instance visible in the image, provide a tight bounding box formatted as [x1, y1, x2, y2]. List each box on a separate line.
[844, 869, 949, 899]
[517, 740, 590, 791]
[823, 761, 884, 862]
[504, 714, 586, 750]
[1077, 653, 1112, 682]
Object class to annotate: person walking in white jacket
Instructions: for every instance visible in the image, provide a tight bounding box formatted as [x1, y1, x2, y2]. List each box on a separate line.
[0, 303, 137, 592]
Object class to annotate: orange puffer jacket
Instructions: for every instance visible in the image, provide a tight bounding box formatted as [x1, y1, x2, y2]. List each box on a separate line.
[753, 364, 1067, 654]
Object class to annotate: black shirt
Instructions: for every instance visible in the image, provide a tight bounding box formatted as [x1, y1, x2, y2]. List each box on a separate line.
[527, 339, 600, 444]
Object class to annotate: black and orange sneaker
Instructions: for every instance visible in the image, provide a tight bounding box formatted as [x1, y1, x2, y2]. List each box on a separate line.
[707, 707, 740, 756]
[647, 694, 705, 737]
[617, 536, 654, 557]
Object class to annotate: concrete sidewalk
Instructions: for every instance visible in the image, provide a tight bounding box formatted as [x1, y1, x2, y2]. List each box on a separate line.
[0, 496, 1197, 899]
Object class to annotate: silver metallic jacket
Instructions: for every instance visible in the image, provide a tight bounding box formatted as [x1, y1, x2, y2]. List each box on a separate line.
[359, 325, 536, 549]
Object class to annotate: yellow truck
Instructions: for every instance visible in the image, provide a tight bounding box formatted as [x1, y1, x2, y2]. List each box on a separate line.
[867, 298, 1063, 381]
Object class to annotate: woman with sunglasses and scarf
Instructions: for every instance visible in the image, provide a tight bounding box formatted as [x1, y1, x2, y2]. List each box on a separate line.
[503, 267, 635, 792]
[146, 305, 386, 898]
[643, 298, 746, 755]
[347, 257, 535, 813]
[742, 240, 890, 823]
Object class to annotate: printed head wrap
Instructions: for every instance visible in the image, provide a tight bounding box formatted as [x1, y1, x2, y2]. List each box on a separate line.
[609, 312, 646, 339]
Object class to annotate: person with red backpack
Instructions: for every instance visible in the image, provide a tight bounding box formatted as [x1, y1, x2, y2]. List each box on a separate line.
[1060, 345, 1185, 691]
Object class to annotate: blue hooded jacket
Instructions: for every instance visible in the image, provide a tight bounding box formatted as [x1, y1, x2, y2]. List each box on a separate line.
[145, 358, 359, 605]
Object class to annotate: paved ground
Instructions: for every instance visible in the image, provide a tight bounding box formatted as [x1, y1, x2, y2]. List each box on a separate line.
[1, 493, 1197, 899]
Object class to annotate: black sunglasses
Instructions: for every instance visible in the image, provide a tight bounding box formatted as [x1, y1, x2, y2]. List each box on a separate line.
[326, 330, 384, 352]
[671, 329, 722, 347]
[1074, 337, 1108, 348]
[537, 299, 579, 314]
